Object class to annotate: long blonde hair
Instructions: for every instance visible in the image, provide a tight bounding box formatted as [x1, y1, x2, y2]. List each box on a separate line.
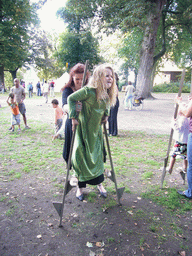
[88, 64, 117, 107]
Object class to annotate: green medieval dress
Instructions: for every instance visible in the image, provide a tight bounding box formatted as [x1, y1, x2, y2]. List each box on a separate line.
[68, 86, 109, 182]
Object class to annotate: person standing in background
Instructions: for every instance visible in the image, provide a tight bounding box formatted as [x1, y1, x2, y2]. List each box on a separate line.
[124, 81, 135, 110]
[108, 73, 119, 136]
[36, 81, 41, 96]
[43, 81, 49, 103]
[27, 82, 33, 98]
[50, 80, 55, 97]
[10, 78, 30, 129]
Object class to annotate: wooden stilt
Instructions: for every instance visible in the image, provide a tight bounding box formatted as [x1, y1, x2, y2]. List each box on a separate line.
[103, 123, 125, 205]
[160, 69, 186, 188]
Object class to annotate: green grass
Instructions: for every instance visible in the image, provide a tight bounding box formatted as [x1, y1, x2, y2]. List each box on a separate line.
[142, 171, 154, 179]
[142, 188, 192, 214]
[5, 209, 15, 216]
[107, 237, 115, 243]
[0, 196, 7, 202]
[87, 191, 97, 202]
[0, 101, 190, 216]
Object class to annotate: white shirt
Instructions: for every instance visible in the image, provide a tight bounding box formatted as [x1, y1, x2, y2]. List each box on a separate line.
[43, 83, 49, 93]
[171, 115, 190, 144]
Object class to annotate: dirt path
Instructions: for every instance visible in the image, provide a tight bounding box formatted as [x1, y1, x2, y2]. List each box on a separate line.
[1, 92, 188, 134]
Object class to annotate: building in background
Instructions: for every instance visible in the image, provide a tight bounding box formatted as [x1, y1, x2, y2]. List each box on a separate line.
[154, 61, 182, 85]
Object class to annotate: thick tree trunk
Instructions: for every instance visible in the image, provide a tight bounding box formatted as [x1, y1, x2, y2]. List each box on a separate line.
[0, 65, 4, 86]
[0, 1, 4, 87]
[136, 0, 166, 98]
[9, 70, 17, 80]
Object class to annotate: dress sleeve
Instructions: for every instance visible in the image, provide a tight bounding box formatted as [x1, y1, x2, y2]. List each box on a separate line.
[68, 87, 90, 119]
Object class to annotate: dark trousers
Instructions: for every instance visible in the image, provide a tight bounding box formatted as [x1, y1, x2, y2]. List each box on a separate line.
[108, 98, 119, 136]
[63, 118, 72, 163]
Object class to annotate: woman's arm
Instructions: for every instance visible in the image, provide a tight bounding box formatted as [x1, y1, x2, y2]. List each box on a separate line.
[180, 100, 192, 118]
[68, 87, 90, 119]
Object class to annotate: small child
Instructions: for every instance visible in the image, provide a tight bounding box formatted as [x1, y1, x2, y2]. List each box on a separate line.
[7, 93, 21, 132]
[168, 103, 189, 183]
[51, 99, 64, 138]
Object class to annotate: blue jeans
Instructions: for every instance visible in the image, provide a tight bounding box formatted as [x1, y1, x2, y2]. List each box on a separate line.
[124, 94, 133, 109]
[37, 88, 41, 96]
[185, 133, 192, 198]
[29, 90, 32, 98]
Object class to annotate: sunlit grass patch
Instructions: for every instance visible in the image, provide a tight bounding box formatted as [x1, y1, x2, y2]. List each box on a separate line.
[87, 191, 97, 203]
[142, 171, 154, 179]
[142, 188, 192, 214]
[14, 172, 22, 179]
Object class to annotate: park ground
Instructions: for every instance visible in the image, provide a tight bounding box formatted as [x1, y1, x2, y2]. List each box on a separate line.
[0, 92, 192, 256]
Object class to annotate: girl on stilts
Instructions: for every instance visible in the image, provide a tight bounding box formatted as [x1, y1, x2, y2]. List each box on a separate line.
[68, 64, 117, 201]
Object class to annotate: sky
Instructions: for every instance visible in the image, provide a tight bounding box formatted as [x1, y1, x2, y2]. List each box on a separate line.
[27, 0, 135, 84]
[33, 0, 67, 33]
[23, 1, 68, 85]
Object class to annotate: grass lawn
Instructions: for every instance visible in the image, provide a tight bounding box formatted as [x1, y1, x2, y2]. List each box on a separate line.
[1, 96, 192, 256]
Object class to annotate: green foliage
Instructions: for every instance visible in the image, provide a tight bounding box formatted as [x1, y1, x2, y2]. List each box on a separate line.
[0, 0, 40, 78]
[56, 30, 101, 70]
[4, 71, 13, 90]
[153, 82, 190, 93]
[34, 32, 64, 81]
[57, 0, 102, 69]
[66, 0, 192, 97]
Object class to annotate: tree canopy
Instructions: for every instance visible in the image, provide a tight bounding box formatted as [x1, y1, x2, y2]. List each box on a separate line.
[0, 0, 40, 83]
[57, 0, 102, 70]
[59, 0, 192, 97]
[33, 31, 64, 81]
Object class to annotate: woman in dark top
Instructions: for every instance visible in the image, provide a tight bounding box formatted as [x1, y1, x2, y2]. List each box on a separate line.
[61, 63, 90, 163]
[108, 73, 119, 136]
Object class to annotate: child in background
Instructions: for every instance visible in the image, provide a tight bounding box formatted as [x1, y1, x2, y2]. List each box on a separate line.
[168, 103, 190, 184]
[51, 99, 64, 138]
[7, 93, 21, 132]
[52, 106, 67, 140]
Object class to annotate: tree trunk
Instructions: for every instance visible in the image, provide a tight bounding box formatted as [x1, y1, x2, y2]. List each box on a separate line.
[136, 0, 166, 98]
[190, 69, 192, 94]
[0, 65, 4, 86]
[9, 70, 17, 80]
[0, 1, 4, 87]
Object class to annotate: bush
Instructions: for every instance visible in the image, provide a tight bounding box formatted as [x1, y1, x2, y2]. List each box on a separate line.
[152, 82, 190, 93]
